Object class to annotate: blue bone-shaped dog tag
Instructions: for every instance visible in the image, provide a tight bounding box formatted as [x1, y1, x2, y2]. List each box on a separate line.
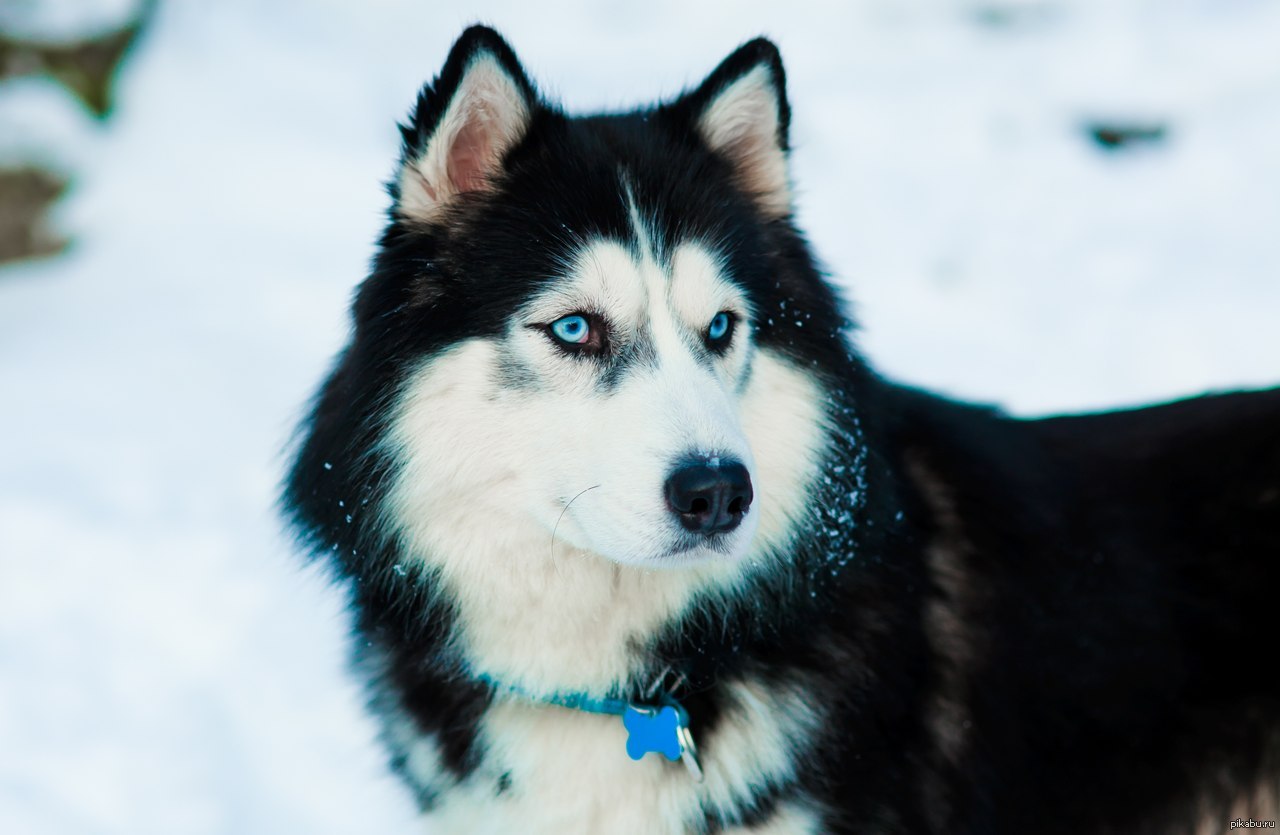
[622, 705, 683, 761]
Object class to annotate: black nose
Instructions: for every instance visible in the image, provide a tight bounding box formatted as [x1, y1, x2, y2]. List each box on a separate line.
[664, 459, 753, 535]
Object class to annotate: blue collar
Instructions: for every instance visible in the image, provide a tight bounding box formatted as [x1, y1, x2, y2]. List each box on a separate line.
[476, 672, 704, 781]
[478, 673, 636, 715]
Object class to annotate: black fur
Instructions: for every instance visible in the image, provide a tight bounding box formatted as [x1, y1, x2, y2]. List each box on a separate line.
[284, 26, 1280, 833]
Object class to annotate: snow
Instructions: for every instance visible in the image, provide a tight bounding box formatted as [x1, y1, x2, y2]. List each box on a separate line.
[1, 1, 1277, 831]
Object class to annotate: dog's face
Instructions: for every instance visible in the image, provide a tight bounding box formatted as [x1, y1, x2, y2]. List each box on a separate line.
[299, 29, 850, 581]
[496, 235, 761, 565]
[392, 230, 768, 568]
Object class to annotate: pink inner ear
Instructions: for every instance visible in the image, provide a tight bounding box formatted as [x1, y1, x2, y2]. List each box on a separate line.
[397, 59, 531, 220]
[446, 105, 501, 195]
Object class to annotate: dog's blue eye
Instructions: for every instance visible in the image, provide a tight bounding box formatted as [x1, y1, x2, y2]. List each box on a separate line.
[549, 314, 591, 345]
[707, 312, 733, 344]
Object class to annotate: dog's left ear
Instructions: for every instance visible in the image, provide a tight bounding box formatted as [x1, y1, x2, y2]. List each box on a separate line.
[676, 39, 791, 217]
[394, 26, 537, 223]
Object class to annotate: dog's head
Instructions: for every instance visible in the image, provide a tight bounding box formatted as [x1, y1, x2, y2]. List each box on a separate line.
[290, 28, 853, 578]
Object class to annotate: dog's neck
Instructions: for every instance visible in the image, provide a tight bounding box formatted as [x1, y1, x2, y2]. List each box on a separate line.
[403, 520, 752, 695]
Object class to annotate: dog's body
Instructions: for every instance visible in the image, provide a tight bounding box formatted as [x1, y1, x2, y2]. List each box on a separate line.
[283, 27, 1280, 834]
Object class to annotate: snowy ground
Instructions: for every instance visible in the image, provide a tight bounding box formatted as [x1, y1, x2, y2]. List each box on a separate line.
[1, 1, 1277, 832]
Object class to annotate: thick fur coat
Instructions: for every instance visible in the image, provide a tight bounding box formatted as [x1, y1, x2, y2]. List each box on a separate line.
[283, 26, 1280, 834]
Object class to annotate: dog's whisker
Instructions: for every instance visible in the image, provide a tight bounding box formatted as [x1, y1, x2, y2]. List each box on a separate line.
[550, 484, 601, 568]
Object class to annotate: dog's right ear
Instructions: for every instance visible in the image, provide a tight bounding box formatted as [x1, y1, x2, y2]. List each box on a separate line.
[671, 38, 792, 218]
[394, 26, 536, 223]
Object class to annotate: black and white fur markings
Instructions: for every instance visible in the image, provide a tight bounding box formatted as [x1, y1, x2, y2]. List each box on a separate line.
[284, 26, 1280, 834]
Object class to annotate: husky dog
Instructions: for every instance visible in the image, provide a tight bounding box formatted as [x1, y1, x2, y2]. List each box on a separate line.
[283, 26, 1280, 834]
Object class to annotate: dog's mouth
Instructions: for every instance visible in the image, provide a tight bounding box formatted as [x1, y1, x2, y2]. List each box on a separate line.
[659, 532, 746, 564]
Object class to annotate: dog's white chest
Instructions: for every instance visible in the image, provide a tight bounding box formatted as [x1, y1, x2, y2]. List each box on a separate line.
[418, 696, 823, 834]
[425, 702, 695, 834]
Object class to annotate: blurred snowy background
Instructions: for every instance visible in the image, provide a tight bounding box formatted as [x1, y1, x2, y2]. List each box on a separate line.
[1, 0, 1277, 831]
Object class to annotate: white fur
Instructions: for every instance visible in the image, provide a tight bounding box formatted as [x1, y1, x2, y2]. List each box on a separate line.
[738, 348, 830, 555]
[696, 65, 790, 216]
[724, 802, 825, 835]
[380, 706, 456, 801]
[396, 54, 531, 221]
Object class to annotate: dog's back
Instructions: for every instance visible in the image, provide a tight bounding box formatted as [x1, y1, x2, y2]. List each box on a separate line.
[886, 385, 1280, 832]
